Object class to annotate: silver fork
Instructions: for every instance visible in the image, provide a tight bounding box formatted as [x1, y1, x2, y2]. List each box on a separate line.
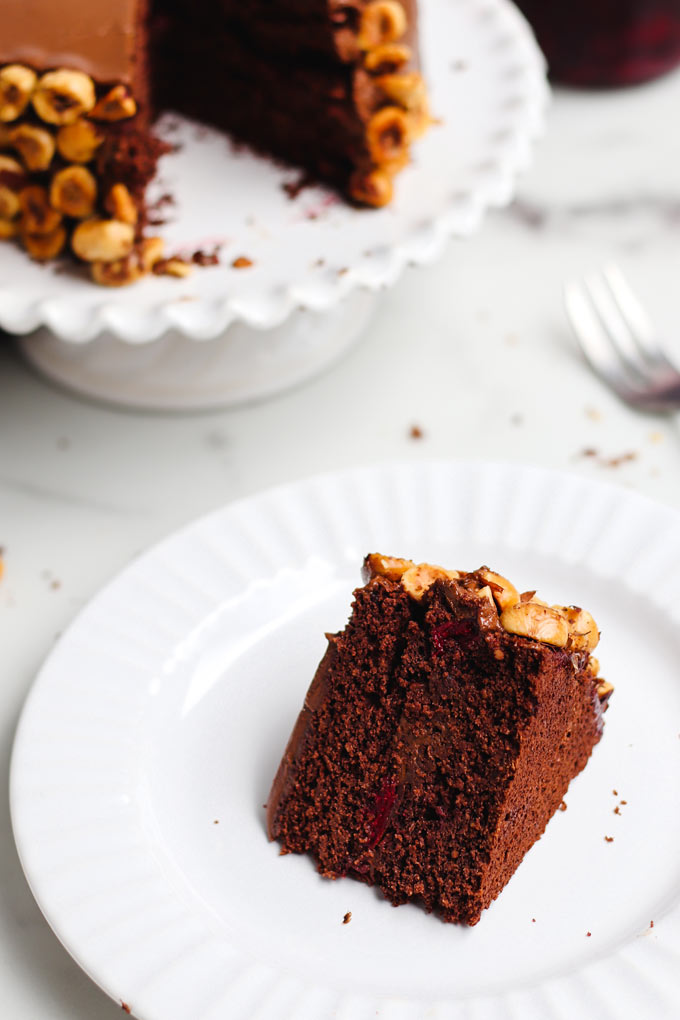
[564, 264, 680, 412]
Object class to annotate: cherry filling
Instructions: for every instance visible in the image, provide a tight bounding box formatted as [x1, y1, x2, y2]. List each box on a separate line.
[367, 778, 398, 849]
[432, 618, 479, 652]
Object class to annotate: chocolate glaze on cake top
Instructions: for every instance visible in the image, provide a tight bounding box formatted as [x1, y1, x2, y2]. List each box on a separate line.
[268, 554, 611, 926]
[1, 0, 139, 82]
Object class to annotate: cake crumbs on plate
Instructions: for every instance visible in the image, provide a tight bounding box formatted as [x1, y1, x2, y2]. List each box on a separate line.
[650, 920, 655, 928]
[343, 911, 352, 925]
[614, 806, 621, 815]
[604, 836, 614, 843]
[121, 1003, 131, 1014]
[232, 255, 253, 269]
[586, 931, 592, 937]
[408, 424, 425, 440]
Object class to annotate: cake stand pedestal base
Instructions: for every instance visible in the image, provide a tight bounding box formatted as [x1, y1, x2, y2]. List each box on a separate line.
[16, 288, 378, 411]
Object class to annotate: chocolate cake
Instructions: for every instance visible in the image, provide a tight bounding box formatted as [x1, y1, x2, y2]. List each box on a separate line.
[267, 554, 612, 925]
[0, 1, 430, 285]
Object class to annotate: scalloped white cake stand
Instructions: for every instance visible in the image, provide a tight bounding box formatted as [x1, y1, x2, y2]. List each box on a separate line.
[3, 0, 548, 410]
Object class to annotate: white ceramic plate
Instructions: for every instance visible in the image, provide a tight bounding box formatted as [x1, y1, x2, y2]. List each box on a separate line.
[0, 0, 548, 342]
[11, 462, 680, 1020]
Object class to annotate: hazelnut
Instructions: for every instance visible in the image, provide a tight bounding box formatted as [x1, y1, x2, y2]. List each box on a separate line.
[349, 167, 394, 207]
[0, 217, 19, 240]
[153, 257, 193, 278]
[596, 679, 614, 704]
[366, 106, 410, 170]
[50, 165, 97, 218]
[358, 2, 408, 50]
[478, 569, 519, 612]
[0, 65, 37, 122]
[475, 585, 497, 611]
[56, 119, 103, 163]
[71, 218, 135, 262]
[401, 563, 460, 600]
[499, 602, 570, 648]
[138, 236, 165, 272]
[0, 154, 26, 218]
[364, 43, 413, 74]
[22, 224, 67, 261]
[586, 656, 600, 677]
[553, 606, 599, 652]
[0, 186, 20, 220]
[32, 69, 96, 125]
[91, 255, 144, 287]
[105, 183, 138, 225]
[18, 185, 62, 235]
[377, 72, 430, 139]
[90, 85, 137, 122]
[377, 72, 426, 109]
[364, 554, 415, 581]
[9, 123, 55, 171]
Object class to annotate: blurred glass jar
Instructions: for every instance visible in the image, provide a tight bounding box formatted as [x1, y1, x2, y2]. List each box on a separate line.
[514, 0, 680, 86]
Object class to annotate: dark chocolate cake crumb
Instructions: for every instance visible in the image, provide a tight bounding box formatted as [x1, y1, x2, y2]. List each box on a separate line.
[604, 836, 614, 842]
[121, 1004, 131, 1015]
[612, 789, 618, 796]
[409, 425, 424, 440]
[192, 248, 220, 267]
[614, 806, 621, 815]
[343, 911, 352, 925]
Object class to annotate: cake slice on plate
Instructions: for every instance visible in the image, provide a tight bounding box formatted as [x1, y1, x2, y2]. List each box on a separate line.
[267, 554, 612, 925]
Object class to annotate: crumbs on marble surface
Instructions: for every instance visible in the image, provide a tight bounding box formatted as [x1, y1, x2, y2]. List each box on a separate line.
[343, 911, 352, 925]
[193, 248, 221, 267]
[578, 448, 638, 468]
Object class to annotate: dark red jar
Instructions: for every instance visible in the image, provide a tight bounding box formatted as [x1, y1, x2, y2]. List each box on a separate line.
[514, 0, 680, 86]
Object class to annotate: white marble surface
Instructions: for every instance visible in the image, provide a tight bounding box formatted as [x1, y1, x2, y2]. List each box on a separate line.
[2, 69, 680, 1018]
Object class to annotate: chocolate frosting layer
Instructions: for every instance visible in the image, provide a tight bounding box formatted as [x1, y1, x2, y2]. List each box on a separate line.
[1, 0, 139, 82]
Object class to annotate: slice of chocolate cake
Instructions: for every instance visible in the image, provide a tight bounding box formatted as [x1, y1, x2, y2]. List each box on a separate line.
[267, 554, 611, 925]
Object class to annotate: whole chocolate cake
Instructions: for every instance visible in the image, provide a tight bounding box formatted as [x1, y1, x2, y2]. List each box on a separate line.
[267, 554, 612, 925]
[0, 1, 430, 284]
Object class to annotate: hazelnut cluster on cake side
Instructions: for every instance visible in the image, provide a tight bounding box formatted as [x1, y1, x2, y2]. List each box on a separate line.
[268, 554, 612, 926]
[0, 0, 431, 285]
